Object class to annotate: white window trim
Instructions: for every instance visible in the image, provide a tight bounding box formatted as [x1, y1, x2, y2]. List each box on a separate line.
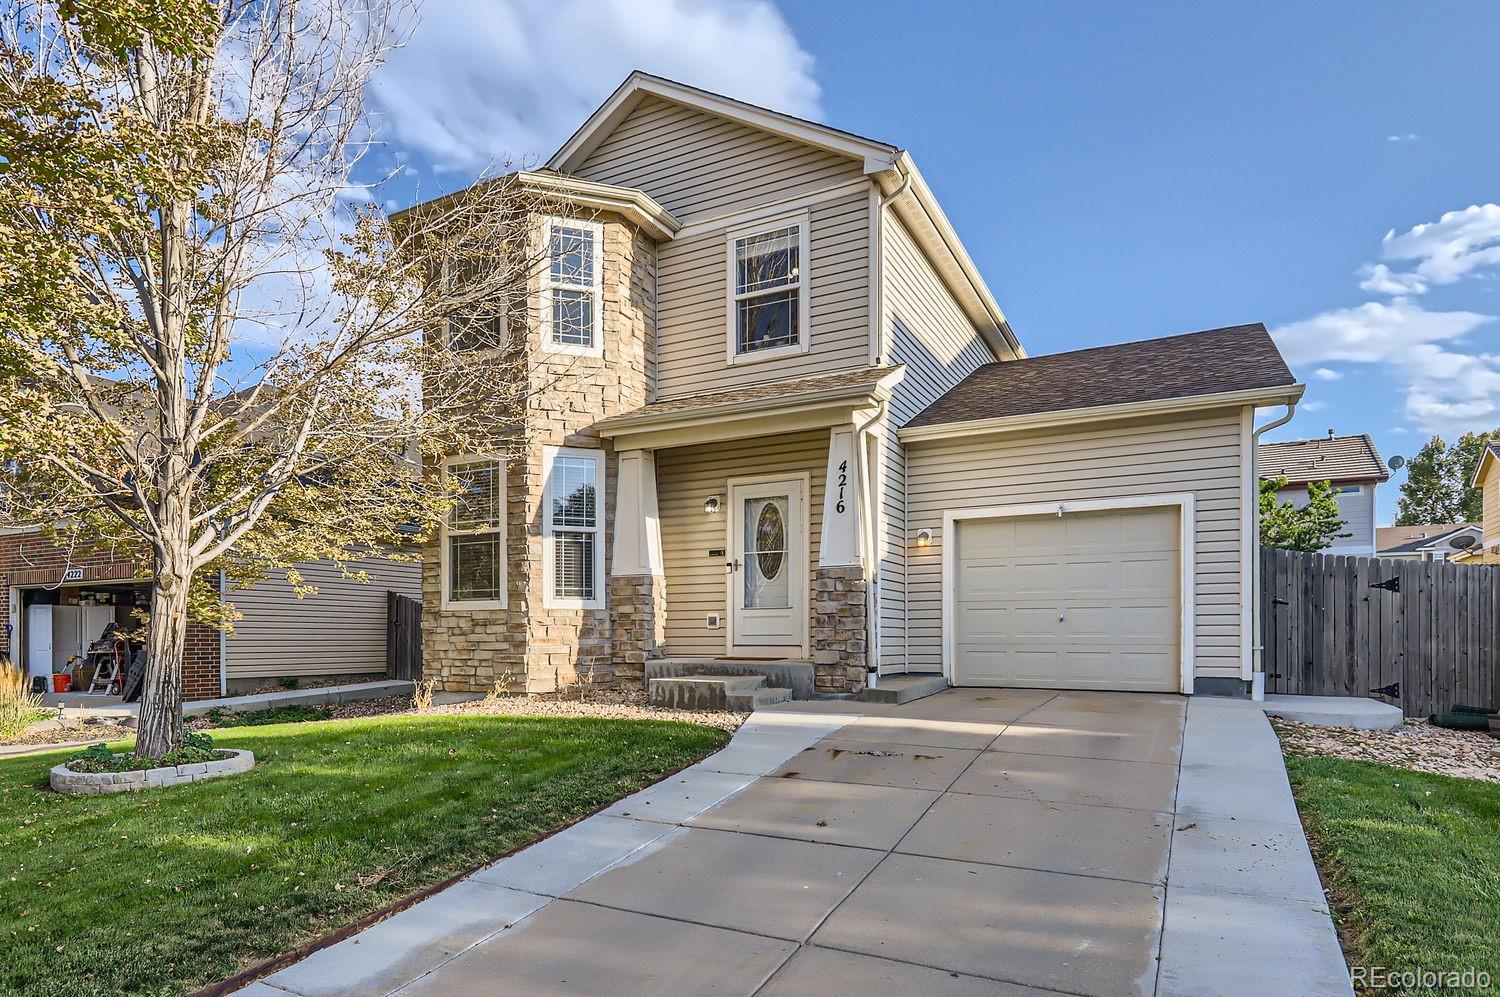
[725, 211, 811, 366]
[543, 445, 606, 610]
[440, 455, 507, 611]
[541, 215, 605, 357]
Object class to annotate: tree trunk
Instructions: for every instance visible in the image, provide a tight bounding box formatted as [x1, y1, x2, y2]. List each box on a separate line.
[134, 556, 192, 758]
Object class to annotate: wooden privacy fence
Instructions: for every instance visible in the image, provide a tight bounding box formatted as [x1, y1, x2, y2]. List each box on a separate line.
[1260, 547, 1499, 717]
[386, 591, 423, 682]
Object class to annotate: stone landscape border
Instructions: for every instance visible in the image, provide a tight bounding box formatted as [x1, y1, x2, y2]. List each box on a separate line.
[50, 748, 255, 795]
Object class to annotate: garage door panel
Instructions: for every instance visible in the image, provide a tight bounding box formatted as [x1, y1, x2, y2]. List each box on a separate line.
[954, 507, 1181, 692]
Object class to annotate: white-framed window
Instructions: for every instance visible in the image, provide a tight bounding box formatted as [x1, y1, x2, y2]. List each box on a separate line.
[444, 258, 510, 352]
[543, 446, 604, 609]
[441, 456, 506, 609]
[726, 213, 810, 363]
[541, 217, 604, 356]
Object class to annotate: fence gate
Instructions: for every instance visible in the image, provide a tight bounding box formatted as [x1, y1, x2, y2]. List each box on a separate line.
[1260, 547, 1499, 717]
[386, 591, 423, 682]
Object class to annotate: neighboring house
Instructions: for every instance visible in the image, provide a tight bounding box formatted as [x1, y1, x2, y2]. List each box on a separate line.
[417, 71, 1304, 700]
[1376, 523, 1483, 561]
[1258, 432, 1388, 555]
[0, 528, 420, 698]
[1453, 443, 1500, 565]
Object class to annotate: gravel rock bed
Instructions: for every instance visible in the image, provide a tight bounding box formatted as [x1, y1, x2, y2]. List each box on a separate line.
[428, 688, 748, 732]
[1274, 716, 1500, 783]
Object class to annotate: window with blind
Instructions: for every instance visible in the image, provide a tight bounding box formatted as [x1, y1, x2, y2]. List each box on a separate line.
[728, 215, 809, 361]
[442, 457, 505, 607]
[544, 447, 602, 607]
[542, 217, 604, 356]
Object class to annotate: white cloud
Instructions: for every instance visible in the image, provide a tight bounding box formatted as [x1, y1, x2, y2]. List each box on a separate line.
[1300, 400, 1327, 412]
[1361, 204, 1500, 296]
[1385, 133, 1419, 143]
[1271, 299, 1499, 434]
[1312, 367, 1342, 381]
[367, 0, 820, 173]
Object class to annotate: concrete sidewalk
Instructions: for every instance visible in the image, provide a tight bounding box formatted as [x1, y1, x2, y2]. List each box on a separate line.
[236, 690, 1351, 997]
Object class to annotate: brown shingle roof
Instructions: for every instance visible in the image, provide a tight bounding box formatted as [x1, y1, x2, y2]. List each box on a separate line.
[597, 364, 901, 425]
[904, 324, 1295, 429]
[1260, 433, 1389, 485]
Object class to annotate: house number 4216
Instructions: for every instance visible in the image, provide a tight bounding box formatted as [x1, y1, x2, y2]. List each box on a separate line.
[835, 459, 848, 514]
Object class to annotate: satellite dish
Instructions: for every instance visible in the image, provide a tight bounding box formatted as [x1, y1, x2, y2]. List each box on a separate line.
[1389, 455, 1407, 470]
[1450, 534, 1477, 550]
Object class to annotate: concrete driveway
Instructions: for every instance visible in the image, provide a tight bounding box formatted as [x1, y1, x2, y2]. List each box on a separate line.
[242, 689, 1350, 997]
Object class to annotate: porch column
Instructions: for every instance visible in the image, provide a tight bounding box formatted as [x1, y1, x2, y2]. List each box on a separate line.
[610, 449, 666, 685]
[814, 427, 868, 694]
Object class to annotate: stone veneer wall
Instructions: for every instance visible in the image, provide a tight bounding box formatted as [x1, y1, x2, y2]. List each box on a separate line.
[812, 564, 868, 695]
[609, 573, 666, 685]
[422, 213, 659, 694]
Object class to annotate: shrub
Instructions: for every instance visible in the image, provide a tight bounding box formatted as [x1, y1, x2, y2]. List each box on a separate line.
[0, 660, 47, 740]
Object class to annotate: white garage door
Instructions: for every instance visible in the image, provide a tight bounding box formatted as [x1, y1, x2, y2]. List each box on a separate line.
[953, 506, 1181, 692]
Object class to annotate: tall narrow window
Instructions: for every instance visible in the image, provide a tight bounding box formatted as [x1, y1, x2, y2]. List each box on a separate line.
[443, 458, 505, 607]
[545, 447, 602, 607]
[543, 218, 603, 355]
[445, 261, 508, 352]
[728, 216, 808, 360]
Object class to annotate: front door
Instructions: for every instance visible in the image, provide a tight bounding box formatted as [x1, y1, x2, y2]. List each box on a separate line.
[728, 477, 807, 653]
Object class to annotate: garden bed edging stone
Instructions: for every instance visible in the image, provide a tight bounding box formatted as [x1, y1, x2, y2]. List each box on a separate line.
[50, 748, 255, 794]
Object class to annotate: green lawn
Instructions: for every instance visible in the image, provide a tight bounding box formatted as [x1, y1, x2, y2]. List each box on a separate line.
[1285, 756, 1500, 995]
[0, 713, 728, 997]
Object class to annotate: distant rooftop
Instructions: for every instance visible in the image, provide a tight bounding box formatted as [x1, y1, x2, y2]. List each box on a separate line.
[1260, 432, 1389, 485]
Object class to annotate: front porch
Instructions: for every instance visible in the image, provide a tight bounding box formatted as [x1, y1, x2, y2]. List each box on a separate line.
[599, 365, 902, 696]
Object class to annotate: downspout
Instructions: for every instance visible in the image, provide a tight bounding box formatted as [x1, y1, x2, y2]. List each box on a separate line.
[1250, 400, 1297, 700]
[871, 162, 909, 683]
[217, 568, 228, 697]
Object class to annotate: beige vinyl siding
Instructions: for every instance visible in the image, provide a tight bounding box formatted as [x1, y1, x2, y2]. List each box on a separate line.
[1275, 483, 1377, 555]
[225, 556, 421, 679]
[574, 96, 864, 220]
[903, 409, 1248, 681]
[652, 186, 871, 399]
[1486, 478, 1499, 548]
[655, 429, 828, 656]
[876, 211, 1006, 672]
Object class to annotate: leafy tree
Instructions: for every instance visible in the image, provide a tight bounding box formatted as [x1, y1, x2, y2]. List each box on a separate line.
[1260, 476, 1350, 552]
[1394, 430, 1498, 525]
[0, 2, 552, 756]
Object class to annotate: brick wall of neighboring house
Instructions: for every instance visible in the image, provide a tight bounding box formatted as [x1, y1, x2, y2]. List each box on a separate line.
[0, 530, 222, 698]
[423, 213, 658, 694]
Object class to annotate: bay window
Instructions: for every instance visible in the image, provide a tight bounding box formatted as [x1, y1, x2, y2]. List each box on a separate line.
[544, 446, 603, 608]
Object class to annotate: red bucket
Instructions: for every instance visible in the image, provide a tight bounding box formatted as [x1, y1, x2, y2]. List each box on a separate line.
[51, 673, 72, 693]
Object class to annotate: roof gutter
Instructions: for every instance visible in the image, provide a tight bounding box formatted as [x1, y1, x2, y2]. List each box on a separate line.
[898, 383, 1307, 443]
[1250, 399, 1299, 701]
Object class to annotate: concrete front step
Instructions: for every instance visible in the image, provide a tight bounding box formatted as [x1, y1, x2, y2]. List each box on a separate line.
[860, 673, 948, 705]
[650, 674, 784, 711]
[646, 658, 816, 699]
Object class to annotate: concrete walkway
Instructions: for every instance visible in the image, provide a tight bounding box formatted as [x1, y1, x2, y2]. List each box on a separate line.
[236, 689, 1351, 997]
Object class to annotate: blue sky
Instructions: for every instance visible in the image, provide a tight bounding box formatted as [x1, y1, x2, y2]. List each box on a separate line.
[362, 0, 1500, 525]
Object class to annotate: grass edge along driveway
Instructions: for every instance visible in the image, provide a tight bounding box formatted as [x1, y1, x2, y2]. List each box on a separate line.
[0, 711, 729, 997]
[1284, 755, 1500, 996]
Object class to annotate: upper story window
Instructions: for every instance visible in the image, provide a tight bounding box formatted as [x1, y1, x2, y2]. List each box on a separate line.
[727, 213, 809, 363]
[543, 446, 603, 609]
[542, 217, 604, 356]
[442, 457, 505, 608]
[445, 262, 508, 352]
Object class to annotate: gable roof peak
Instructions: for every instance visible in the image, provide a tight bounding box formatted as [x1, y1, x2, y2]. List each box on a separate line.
[547, 71, 900, 176]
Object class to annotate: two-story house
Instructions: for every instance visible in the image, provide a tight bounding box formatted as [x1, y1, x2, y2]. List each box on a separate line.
[416, 72, 1304, 701]
[1259, 432, 1388, 556]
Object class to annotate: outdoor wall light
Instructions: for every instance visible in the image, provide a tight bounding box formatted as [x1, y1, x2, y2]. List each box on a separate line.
[704, 495, 721, 515]
[914, 528, 932, 548]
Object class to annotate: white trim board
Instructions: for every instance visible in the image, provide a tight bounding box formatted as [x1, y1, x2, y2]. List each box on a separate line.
[940, 493, 1198, 695]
